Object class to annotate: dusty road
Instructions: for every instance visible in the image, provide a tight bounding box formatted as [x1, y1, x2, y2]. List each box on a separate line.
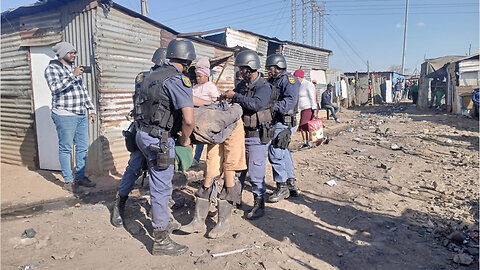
[2, 103, 478, 270]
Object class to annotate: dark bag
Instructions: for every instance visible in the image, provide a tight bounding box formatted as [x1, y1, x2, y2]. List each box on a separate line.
[122, 122, 137, 152]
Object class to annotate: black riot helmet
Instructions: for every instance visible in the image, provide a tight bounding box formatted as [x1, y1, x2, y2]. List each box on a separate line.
[234, 50, 261, 71]
[151, 48, 167, 66]
[265, 54, 287, 69]
[166, 39, 196, 63]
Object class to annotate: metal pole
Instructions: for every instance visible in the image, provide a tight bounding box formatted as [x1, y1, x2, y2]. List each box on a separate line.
[140, 0, 149, 16]
[401, 0, 409, 75]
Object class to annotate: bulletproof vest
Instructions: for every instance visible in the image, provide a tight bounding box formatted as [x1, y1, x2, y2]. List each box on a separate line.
[133, 65, 182, 136]
[131, 71, 149, 116]
[269, 73, 299, 116]
[242, 77, 278, 130]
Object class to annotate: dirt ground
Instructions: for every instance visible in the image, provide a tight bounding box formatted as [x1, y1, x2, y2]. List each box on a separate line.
[2, 102, 479, 270]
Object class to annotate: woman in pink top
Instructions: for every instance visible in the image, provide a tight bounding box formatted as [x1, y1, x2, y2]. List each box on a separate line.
[192, 58, 219, 165]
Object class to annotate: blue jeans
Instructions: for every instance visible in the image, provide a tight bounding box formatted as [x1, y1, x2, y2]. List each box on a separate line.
[118, 149, 146, 197]
[268, 123, 296, 183]
[323, 105, 339, 120]
[194, 144, 204, 162]
[51, 113, 89, 183]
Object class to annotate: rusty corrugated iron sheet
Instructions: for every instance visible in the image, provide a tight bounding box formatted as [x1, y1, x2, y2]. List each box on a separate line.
[94, 6, 163, 174]
[282, 43, 330, 81]
[19, 10, 62, 46]
[1, 17, 37, 167]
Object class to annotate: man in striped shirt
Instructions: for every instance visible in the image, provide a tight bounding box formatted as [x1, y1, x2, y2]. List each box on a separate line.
[44, 41, 96, 193]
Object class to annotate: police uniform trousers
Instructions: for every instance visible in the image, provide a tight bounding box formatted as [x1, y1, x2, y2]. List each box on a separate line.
[118, 148, 145, 197]
[268, 122, 296, 183]
[243, 136, 269, 197]
[136, 129, 175, 230]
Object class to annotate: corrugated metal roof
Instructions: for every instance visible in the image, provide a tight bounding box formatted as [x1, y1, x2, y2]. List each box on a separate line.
[225, 28, 259, 51]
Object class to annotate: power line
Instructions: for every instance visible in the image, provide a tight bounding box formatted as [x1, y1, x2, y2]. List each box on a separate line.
[325, 26, 361, 70]
[324, 17, 368, 67]
[327, 11, 478, 16]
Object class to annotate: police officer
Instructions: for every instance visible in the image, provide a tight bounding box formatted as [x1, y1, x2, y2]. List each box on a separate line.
[112, 48, 172, 228]
[265, 54, 300, 203]
[222, 50, 275, 219]
[135, 39, 195, 256]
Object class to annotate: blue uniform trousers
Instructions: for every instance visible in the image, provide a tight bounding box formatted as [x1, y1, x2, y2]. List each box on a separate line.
[268, 122, 296, 183]
[118, 148, 145, 197]
[240, 137, 269, 197]
[135, 130, 175, 230]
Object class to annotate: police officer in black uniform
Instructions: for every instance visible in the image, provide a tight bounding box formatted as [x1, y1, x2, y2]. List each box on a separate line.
[265, 54, 300, 203]
[222, 50, 276, 219]
[134, 39, 195, 256]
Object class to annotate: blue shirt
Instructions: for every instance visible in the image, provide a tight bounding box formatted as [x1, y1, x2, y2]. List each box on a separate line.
[271, 71, 299, 114]
[321, 90, 332, 107]
[232, 75, 272, 113]
[163, 63, 194, 110]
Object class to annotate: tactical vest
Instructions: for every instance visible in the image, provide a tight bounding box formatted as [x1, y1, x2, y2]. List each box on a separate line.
[133, 65, 182, 137]
[131, 71, 149, 115]
[269, 73, 299, 126]
[242, 77, 278, 138]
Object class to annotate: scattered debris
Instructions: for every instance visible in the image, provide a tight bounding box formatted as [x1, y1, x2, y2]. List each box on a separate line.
[390, 144, 401, 150]
[448, 231, 467, 244]
[21, 228, 36, 239]
[211, 245, 259, 258]
[453, 253, 473, 265]
[20, 264, 40, 270]
[325, 180, 337, 186]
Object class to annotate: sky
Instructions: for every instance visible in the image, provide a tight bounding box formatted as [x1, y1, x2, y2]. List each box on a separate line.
[2, 0, 478, 74]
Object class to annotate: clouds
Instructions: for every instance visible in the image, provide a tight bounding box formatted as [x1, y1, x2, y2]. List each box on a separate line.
[395, 23, 403, 29]
[416, 22, 425, 27]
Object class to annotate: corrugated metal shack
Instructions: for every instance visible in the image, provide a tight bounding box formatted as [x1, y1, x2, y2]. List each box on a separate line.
[1, 0, 235, 174]
[196, 27, 332, 81]
[418, 55, 465, 110]
[344, 71, 405, 105]
[421, 54, 479, 114]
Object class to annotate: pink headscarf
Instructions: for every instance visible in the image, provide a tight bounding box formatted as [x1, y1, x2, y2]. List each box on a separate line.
[195, 57, 210, 77]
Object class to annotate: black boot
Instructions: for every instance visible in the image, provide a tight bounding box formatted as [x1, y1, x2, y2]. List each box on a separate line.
[111, 193, 128, 227]
[268, 182, 290, 203]
[180, 197, 210, 233]
[286, 178, 299, 197]
[208, 200, 233, 238]
[247, 195, 265, 220]
[152, 229, 188, 256]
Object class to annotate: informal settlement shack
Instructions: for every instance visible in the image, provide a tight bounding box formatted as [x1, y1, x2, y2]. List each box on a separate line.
[1, 0, 333, 178]
[1, 0, 235, 175]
